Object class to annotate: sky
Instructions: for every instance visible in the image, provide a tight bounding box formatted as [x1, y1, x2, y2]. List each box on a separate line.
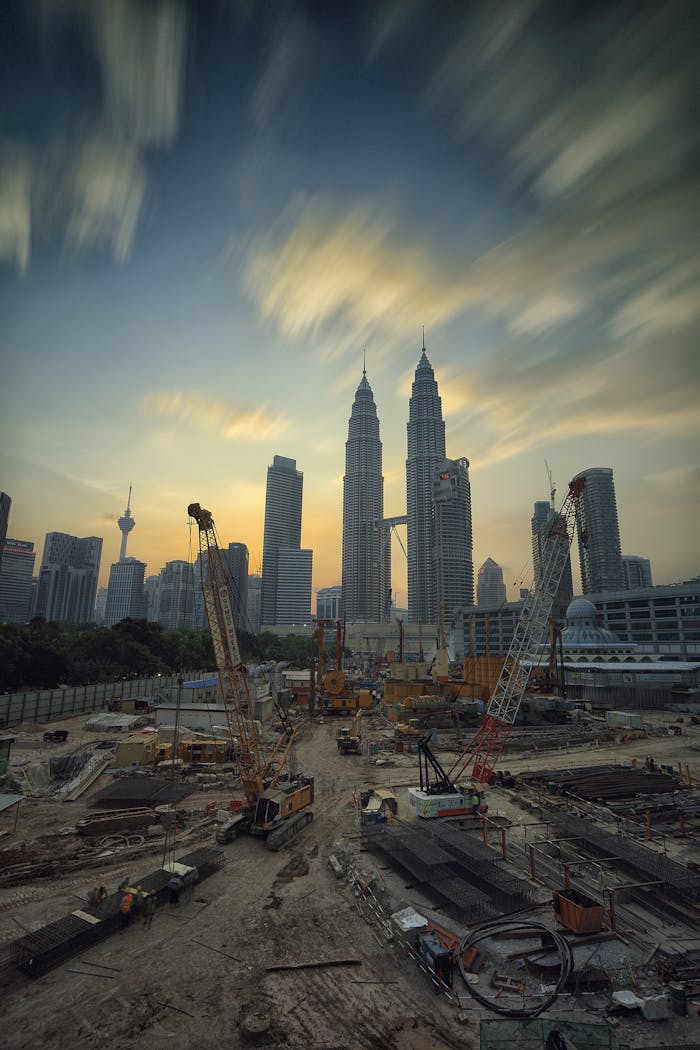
[1, 0, 699, 607]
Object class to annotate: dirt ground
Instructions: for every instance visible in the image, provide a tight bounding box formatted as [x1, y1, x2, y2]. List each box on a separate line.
[2, 710, 700, 1049]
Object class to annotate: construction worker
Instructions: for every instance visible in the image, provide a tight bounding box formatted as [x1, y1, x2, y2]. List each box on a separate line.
[96, 884, 107, 904]
[119, 888, 134, 932]
[132, 886, 145, 923]
[471, 790, 481, 816]
[168, 874, 183, 906]
[143, 891, 156, 929]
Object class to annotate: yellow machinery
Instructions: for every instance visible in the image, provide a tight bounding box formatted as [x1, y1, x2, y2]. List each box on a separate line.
[188, 503, 314, 849]
[337, 710, 363, 755]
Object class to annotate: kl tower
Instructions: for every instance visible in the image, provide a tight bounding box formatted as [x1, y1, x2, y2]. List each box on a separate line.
[118, 485, 136, 561]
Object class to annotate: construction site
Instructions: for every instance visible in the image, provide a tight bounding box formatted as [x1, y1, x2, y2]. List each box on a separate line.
[2, 493, 700, 1050]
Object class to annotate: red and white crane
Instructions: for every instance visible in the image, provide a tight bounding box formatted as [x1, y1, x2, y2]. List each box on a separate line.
[446, 475, 585, 784]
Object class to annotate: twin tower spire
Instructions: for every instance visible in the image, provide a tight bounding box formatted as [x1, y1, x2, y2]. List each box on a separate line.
[341, 343, 473, 624]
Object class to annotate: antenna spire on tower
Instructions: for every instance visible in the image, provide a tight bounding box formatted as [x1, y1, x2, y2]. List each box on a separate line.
[362, 347, 366, 375]
[421, 325, 425, 350]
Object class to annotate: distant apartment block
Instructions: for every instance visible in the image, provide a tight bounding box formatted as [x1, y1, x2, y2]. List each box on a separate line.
[35, 532, 103, 624]
[622, 555, 652, 590]
[157, 559, 195, 629]
[273, 549, 313, 625]
[572, 467, 625, 594]
[225, 543, 249, 629]
[317, 585, 342, 621]
[531, 500, 574, 618]
[476, 558, 507, 609]
[0, 539, 36, 623]
[458, 601, 526, 658]
[104, 557, 146, 627]
[246, 575, 262, 634]
[585, 581, 700, 652]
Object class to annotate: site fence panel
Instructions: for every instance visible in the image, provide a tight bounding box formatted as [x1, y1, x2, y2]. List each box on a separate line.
[0, 671, 208, 728]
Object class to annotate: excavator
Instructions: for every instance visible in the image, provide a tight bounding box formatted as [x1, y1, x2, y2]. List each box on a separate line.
[187, 503, 314, 850]
[337, 709, 363, 755]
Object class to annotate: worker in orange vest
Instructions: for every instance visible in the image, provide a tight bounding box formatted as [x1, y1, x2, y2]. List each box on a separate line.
[120, 889, 134, 932]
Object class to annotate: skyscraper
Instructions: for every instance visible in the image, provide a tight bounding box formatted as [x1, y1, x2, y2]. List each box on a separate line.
[433, 458, 473, 619]
[341, 367, 389, 622]
[477, 558, 507, 608]
[246, 574, 262, 634]
[118, 486, 136, 561]
[224, 542, 249, 629]
[275, 548, 313, 625]
[406, 343, 446, 623]
[622, 555, 653, 590]
[104, 558, 147, 626]
[0, 539, 36, 623]
[317, 585, 342, 621]
[35, 532, 103, 623]
[572, 467, 625, 594]
[531, 500, 574, 619]
[157, 559, 195, 629]
[0, 492, 11, 576]
[261, 455, 306, 625]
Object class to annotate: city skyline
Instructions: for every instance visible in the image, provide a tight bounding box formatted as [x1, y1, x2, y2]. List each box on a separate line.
[2, 2, 698, 602]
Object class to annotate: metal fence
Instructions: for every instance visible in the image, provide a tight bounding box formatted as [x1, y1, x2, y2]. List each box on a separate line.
[0, 671, 207, 729]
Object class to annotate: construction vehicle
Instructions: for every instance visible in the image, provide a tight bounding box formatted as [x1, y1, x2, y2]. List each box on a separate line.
[316, 618, 367, 715]
[337, 710, 362, 755]
[408, 476, 584, 814]
[187, 503, 314, 850]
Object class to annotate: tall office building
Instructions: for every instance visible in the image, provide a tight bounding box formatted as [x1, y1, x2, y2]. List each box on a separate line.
[622, 555, 653, 590]
[477, 558, 507, 608]
[406, 343, 446, 623]
[275, 548, 313, 625]
[0, 492, 11, 575]
[531, 500, 574, 618]
[572, 467, 625, 594]
[433, 458, 473, 619]
[104, 557, 146, 626]
[35, 532, 103, 623]
[94, 586, 108, 625]
[261, 455, 305, 625]
[224, 542, 249, 629]
[341, 367, 389, 622]
[157, 559, 195, 629]
[0, 539, 36, 623]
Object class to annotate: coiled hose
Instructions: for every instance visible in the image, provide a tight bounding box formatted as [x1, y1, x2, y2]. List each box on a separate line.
[458, 918, 574, 1018]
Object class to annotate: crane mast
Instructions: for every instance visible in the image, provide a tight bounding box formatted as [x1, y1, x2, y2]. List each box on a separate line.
[188, 503, 282, 802]
[447, 476, 584, 784]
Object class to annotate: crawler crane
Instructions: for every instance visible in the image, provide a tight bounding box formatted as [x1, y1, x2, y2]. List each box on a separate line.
[187, 503, 314, 849]
[408, 476, 584, 816]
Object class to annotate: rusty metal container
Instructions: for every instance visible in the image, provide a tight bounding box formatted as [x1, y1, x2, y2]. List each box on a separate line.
[553, 889, 604, 933]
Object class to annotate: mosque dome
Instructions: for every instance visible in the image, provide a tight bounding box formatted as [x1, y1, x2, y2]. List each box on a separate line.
[562, 597, 623, 648]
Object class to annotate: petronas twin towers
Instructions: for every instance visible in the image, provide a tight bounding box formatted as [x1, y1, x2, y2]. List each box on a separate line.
[341, 343, 474, 625]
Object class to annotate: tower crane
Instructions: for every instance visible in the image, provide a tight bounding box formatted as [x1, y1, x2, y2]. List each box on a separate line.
[187, 503, 314, 849]
[408, 477, 584, 815]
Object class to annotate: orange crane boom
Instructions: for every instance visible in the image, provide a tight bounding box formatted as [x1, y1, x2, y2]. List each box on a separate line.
[188, 503, 314, 847]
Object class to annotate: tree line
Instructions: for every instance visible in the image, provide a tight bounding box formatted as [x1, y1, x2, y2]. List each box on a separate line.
[0, 618, 317, 693]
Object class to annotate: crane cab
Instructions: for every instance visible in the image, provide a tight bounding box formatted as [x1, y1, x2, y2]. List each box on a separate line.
[251, 775, 315, 836]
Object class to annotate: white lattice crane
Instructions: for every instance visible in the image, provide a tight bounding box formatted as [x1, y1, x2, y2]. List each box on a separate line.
[445, 476, 585, 784]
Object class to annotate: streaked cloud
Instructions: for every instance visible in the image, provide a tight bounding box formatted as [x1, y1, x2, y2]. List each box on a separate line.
[427, 1, 698, 204]
[242, 197, 468, 353]
[252, 12, 311, 130]
[40, 0, 187, 146]
[0, 147, 31, 273]
[142, 391, 290, 441]
[67, 135, 146, 261]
